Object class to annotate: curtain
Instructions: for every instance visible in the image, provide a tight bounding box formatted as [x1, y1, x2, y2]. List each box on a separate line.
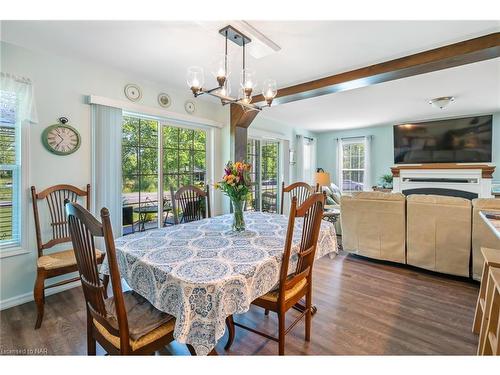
[295, 135, 304, 182]
[336, 138, 343, 189]
[364, 136, 372, 191]
[91, 104, 123, 238]
[295, 135, 316, 185]
[0, 72, 38, 124]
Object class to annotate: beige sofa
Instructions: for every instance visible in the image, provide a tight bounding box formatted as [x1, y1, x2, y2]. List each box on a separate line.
[341, 192, 500, 278]
[407, 195, 471, 277]
[341, 192, 406, 264]
[472, 199, 500, 280]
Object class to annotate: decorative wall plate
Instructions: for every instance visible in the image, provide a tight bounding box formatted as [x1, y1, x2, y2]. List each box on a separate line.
[158, 93, 171, 108]
[124, 84, 142, 102]
[42, 117, 81, 156]
[184, 100, 196, 114]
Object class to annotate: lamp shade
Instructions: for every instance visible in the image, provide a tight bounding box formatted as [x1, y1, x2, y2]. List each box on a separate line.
[315, 171, 330, 187]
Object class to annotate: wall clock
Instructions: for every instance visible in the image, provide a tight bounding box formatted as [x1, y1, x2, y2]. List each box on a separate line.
[158, 93, 171, 108]
[42, 117, 81, 156]
[184, 100, 196, 114]
[124, 83, 142, 102]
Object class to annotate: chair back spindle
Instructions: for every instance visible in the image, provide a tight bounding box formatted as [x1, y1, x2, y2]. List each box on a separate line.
[31, 184, 91, 256]
[170, 185, 211, 224]
[66, 201, 131, 351]
[280, 182, 317, 215]
[279, 193, 325, 300]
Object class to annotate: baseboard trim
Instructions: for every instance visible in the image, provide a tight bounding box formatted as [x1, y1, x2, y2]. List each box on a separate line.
[0, 280, 81, 311]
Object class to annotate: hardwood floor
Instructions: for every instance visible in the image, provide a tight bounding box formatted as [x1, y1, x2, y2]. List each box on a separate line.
[0, 252, 479, 355]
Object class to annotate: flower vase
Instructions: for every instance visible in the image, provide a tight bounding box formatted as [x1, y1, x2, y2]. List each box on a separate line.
[231, 199, 245, 232]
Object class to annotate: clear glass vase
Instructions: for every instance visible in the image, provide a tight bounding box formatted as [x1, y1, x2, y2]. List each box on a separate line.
[231, 198, 245, 232]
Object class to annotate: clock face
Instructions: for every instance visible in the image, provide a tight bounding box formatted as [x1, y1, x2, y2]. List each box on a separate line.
[43, 125, 81, 155]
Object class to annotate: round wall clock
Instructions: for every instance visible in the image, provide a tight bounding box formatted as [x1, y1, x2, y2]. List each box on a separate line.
[124, 83, 142, 102]
[42, 117, 81, 156]
[184, 100, 196, 114]
[158, 93, 171, 108]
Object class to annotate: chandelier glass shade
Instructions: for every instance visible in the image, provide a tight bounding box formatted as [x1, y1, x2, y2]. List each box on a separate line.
[186, 25, 277, 111]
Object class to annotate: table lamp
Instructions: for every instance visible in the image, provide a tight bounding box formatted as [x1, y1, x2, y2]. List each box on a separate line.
[315, 168, 331, 188]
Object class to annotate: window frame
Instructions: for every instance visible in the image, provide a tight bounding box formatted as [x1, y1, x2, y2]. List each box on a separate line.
[338, 137, 368, 194]
[120, 112, 213, 235]
[0, 108, 30, 258]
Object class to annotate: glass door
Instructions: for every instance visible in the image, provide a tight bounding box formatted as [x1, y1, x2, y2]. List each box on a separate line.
[246, 138, 280, 213]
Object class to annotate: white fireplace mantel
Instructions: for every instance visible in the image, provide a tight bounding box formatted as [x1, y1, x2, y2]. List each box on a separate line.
[391, 164, 495, 199]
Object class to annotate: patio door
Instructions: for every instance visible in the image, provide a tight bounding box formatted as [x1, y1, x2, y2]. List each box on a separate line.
[246, 138, 281, 213]
[121, 115, 208, 235]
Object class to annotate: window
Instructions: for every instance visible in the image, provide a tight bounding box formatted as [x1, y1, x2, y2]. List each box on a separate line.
[121, 115, 207, 235]
[246, 138, 280, 213]
[302, 137, 316, 185]
[338, 137, 370, 193]
[0, 90, 20, 246]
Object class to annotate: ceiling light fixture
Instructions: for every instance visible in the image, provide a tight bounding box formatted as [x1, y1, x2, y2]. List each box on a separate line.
[186, 25, 278, 111]
[429, 96, 455, 109]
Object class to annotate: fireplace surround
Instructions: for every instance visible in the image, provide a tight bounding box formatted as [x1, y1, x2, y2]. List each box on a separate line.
[391, 164, 495, 199]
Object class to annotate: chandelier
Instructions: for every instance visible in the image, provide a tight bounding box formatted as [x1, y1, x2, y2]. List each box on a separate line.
[186, 25, 278, 111]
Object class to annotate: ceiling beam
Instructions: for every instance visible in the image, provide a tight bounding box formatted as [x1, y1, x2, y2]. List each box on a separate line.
[252, 32, 500, 106]
[230, 103, 260, 129]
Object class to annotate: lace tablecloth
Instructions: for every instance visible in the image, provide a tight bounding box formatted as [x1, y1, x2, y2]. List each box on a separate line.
[101, 211, 337, 355]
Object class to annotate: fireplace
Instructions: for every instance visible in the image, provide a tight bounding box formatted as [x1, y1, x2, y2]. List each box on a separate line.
[391, 164, 495, 199]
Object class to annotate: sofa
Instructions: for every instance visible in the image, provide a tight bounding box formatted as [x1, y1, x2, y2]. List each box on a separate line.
[407, 195, 471, 277]
[341, 192, 500, 279]
[341, 192, 406, 264]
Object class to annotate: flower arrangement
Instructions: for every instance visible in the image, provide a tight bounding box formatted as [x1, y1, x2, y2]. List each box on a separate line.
[215, 161, 252, 231]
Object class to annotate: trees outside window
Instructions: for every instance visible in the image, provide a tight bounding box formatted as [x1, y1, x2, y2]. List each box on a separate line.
[121, 116, 207, 234]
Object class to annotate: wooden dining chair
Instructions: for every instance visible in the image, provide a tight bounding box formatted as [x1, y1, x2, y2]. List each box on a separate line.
[31, 184, 106, 329]
[226, 192, 326, 355]
[65, 201, 179, 355]
[280, 181, 319, 214]
[170, 185, 211, 224]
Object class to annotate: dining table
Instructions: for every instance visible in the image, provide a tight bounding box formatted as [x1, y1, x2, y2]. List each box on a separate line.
[101, 211, 338, 355]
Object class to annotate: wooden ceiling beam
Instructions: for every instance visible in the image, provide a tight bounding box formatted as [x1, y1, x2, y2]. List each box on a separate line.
[252, 32, 500, 106]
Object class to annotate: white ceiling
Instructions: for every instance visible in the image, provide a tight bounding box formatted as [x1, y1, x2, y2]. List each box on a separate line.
[2, 20, 499, 131]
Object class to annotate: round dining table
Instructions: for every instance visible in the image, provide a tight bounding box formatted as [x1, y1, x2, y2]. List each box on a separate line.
[101, 211, 338, 355]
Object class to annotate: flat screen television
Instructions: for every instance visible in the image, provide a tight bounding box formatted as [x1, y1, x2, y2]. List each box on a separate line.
[393, 115, 493, 164]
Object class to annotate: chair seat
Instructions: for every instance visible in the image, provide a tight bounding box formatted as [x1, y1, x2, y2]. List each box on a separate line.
[37, 248, 104, 270]
[94, 291, 175, 351]
[258, 278, 308, 303]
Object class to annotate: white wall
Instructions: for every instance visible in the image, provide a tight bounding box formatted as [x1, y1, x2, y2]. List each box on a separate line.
[0, 41, 230, 306]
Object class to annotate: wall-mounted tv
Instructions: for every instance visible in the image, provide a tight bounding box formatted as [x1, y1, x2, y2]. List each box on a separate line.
[394, 115, 493, 164]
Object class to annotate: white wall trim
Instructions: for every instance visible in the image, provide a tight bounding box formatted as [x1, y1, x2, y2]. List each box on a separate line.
[88, 95, 224, 129]
[249, 127, 291, 141]
[0, 280, 80, 311]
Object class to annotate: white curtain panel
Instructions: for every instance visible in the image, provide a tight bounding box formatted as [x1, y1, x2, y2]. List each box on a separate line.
[295, 135, 305, 181]
[364, 136, 372, 191]
[0, 72, 38, 124]
[336, 138, 343, 189]
[91, 104, 123, 237]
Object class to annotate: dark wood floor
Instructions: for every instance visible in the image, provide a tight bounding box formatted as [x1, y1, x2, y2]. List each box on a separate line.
[0, 252, 480, 355]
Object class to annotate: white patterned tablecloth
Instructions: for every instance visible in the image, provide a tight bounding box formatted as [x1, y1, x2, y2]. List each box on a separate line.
[101, 211, 337, 355]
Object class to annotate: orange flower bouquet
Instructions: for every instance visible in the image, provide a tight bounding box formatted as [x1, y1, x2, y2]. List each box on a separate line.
[215, 161, 252, 231]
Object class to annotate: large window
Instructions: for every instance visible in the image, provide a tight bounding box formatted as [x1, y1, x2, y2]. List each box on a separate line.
[121, 116, 207, 235]
[339, 137, 369, 193]
[246, 138, 280, 213]
[0, 90, 20, 246]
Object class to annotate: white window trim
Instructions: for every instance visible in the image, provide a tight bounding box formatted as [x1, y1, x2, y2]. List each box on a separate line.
[337, 136, 371, 194]
[1, 122, 30, 258]
[120, 111, 214, 235]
